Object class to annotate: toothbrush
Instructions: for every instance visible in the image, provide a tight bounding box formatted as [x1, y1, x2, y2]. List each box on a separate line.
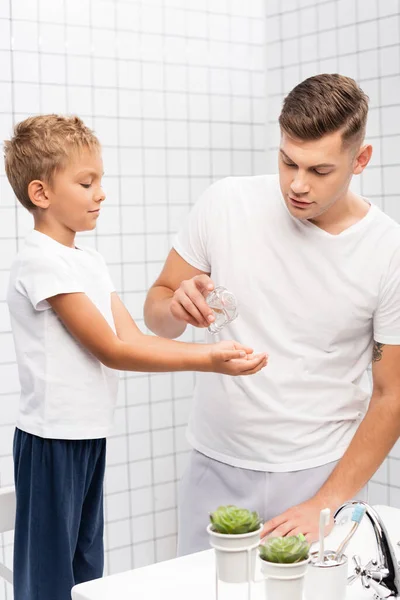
[318, 508, 331, 564]
[335, 503, 366, 561]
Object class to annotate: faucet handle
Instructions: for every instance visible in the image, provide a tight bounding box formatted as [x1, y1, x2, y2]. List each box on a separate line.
[347, 555, 361, 585]
[348, 555, 379, 588]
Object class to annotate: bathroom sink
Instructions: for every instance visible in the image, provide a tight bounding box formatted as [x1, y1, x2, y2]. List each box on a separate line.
[72, 504, 400, 600]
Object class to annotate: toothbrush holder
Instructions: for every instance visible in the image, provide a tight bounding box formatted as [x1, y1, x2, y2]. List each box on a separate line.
[304, 550, 348, 600]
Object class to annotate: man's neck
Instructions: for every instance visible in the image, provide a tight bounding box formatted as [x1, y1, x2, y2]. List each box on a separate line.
[309, 192, 371, 235]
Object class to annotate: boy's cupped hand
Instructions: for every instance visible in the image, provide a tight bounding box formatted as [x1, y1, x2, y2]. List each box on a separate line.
[210, 341, 268, 376]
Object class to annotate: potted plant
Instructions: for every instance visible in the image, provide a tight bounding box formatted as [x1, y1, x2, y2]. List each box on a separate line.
[258, 534, 310, 600]
[207, 505, 263, 583]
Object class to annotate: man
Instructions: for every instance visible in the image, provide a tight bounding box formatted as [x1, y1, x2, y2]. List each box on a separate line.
[144, 74, 400, 554]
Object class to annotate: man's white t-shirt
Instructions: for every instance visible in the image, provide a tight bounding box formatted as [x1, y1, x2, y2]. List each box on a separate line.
[174, 174, 400, 472]
[7, 230, 119, 440]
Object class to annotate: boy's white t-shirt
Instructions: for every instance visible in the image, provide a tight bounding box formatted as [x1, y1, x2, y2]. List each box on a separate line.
[174, 174, 400, 472]
[7, 230, 119, 440]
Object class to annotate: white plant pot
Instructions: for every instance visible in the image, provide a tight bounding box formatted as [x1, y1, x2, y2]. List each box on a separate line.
[207, 523, 262, 584]
[260, 557, 310, 600]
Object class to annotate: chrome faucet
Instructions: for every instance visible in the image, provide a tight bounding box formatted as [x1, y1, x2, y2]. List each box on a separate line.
[334, 501, 400, 599]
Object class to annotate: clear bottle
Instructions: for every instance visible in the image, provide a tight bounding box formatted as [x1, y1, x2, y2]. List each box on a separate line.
[206, 286, 238, 334]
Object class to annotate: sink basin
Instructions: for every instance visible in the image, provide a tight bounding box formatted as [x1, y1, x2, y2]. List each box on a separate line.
[72, 504, 400, 600]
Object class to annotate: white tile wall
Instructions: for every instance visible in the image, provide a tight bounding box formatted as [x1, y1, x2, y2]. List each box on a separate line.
[0, 0, 266, 597]
[265, 0, 400, 506]
[5, 1, 398, 595]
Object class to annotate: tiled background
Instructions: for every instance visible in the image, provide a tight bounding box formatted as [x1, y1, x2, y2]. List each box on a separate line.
[264, 0, 400, 512]
[1, 0, 400, 598]
[0, 0, 266, 597]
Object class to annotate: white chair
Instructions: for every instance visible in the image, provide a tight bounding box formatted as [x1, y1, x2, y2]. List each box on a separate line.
[0, 486, 16, 585]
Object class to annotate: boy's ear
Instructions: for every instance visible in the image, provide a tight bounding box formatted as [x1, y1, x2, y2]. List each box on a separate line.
[28, 180, 50, 209]
[353, 144, 372, 175]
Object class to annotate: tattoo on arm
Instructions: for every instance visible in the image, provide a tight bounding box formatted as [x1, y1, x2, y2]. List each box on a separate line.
[372, 341, 385, 362]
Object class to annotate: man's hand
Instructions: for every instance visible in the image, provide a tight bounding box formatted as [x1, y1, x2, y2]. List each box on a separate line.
[260, 497, 335, 543]
[170, 274, 216, 328]
[210, 341, 268, 376]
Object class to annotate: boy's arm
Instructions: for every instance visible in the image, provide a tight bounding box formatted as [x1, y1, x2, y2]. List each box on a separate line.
[47, 292, 267, 375]
[111, 292, 143, 342]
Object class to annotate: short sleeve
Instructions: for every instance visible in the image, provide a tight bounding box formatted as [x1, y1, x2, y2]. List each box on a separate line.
[173, 178, 229, 273]
[16, 254, 84, 311]
[373, 246, 400, 344]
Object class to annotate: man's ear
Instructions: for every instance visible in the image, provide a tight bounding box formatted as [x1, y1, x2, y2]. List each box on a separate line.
[353, 144, 373, 175]
[28, 180, 50, 209]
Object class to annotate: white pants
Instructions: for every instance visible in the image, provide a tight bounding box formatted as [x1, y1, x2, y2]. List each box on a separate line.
[177, 450, 368, 556]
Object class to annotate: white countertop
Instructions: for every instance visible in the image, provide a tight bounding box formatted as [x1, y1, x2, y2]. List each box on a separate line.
[72, 505, 400, 600]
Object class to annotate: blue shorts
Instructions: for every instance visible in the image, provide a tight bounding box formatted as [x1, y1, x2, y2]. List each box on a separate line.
[13, 428, 106, 600]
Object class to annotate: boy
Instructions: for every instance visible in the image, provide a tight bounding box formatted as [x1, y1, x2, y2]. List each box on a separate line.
[4, 114, 268, 600]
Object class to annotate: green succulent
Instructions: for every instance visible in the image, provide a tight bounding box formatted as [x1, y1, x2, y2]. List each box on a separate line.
[258, 534, 310, 564]
[210, 505, 262, 535]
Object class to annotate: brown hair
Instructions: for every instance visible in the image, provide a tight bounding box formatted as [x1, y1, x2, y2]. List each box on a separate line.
[279, 74, 369, 147]
[4, 114, 100, 211]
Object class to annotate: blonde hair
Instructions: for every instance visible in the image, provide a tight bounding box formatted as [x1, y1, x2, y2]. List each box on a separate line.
[279, 74, 369, 148]
[4, 114, 101, 211]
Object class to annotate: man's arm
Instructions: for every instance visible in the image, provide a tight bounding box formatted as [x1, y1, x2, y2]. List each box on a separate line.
[262, 341, 400, 541]
[144, 248, 216, 339]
